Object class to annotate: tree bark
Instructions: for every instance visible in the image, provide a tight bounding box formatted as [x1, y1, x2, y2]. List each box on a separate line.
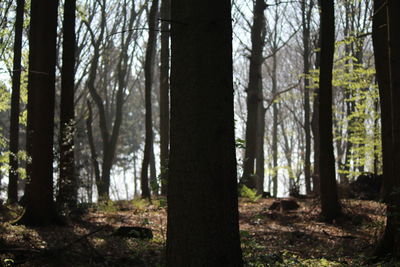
[166, 0, 243, 265]
[242, 0, 266, 190]
[301, 0, 313, 194]
[271, 50, 278, 197]
[372, 0, 392, 203]
[8, 0, 25, 204]
[311, 34, 321, 194]
[86, 101, 101, 196]
[159, 0, 170, 196]
[16, 0, 62, 226]
[57, 0, 77, 212]
[255, 107, 266, 195]
[140, 0, 159, 199]
[374, 0, 400, 258]
[318, 0, 341, 222]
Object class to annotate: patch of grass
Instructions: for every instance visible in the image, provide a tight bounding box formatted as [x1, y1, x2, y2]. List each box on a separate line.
[97, 200, 118, 213]
[131, 198, 149, 211]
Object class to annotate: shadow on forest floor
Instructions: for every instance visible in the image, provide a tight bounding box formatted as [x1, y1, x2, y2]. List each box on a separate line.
[0, 197, 395, 266]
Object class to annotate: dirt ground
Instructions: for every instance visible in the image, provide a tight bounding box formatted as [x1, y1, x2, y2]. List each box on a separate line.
[0, 197, 392, 266]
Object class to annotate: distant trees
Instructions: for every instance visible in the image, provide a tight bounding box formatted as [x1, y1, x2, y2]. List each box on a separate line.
[16, 0, 61, 226]
[83, 0, 142, 200]
[166, 0, 243, 265]
[318, 0, 341, 221]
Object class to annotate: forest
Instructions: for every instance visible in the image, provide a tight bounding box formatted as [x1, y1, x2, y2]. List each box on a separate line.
[0, 0, 400, 266]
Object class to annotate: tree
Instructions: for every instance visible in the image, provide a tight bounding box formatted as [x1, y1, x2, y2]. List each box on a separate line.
[159, 0, 170, 196]
[84, 0, 141, 200]
[57, 0, 77, 212]
[318, 0, 341, 222]
[301, 0, 313, 194]
[373, 0, 400, 258]
[242, 0, 266, 192]
[140, 0, 158, 198]
[141, 0, 159, 199]
[7, 0, 25, 204]
[311, 34, 321, 194]
[166, 0, 243, 265]
[16, 0, 61, 226]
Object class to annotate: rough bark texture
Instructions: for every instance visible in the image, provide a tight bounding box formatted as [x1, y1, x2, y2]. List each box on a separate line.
[140, 0, 159, 199]
[318, 0, 341, 222]
[16, 0, 61, 226]
[8, 0, 25, 204]
[159, 0, 170, 196]
[372, 0, 392, 204]
[166, 0, 243, 265]
[57, 0, 77, 211]
[242, 0, 266, 190]
[374, 0, 400, 258]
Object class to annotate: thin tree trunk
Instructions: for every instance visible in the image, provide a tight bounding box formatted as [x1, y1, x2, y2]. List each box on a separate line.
[301, 0, 313, 194]
[311, 34, 321, 194]
[8, 0, 25, 204]
[133, 153, 138, 197]
[57, 0, 77, 211]
[272, 50, 278, 197]
[86, 102, 101, 196]
[159, 0, 170, 196]
[255, 107, 266, 194]
[318, 0, 341, 222]
[141, 0, 159, 199]
[150, 146, 158, 195]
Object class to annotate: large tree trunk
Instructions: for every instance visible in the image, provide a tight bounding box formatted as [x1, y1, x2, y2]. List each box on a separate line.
[318, 0, 341, 222]
[57, 0, 77, 212]
[159, 0, 170, 196]
[166, 0, 243, 265]
[372, 0, 392, 203]
[7, 0, 25, 204]
[242, 0, 266, 190]
[140, 0, 159, 199]
[374, 0, 400, 258]
[16, 0, 61, 226]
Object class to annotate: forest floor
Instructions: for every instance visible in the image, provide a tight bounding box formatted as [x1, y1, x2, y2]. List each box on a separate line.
[0, 197, 396, 266]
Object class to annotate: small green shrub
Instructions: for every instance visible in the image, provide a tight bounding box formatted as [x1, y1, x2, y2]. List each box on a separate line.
[239, 185, 261, 202]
